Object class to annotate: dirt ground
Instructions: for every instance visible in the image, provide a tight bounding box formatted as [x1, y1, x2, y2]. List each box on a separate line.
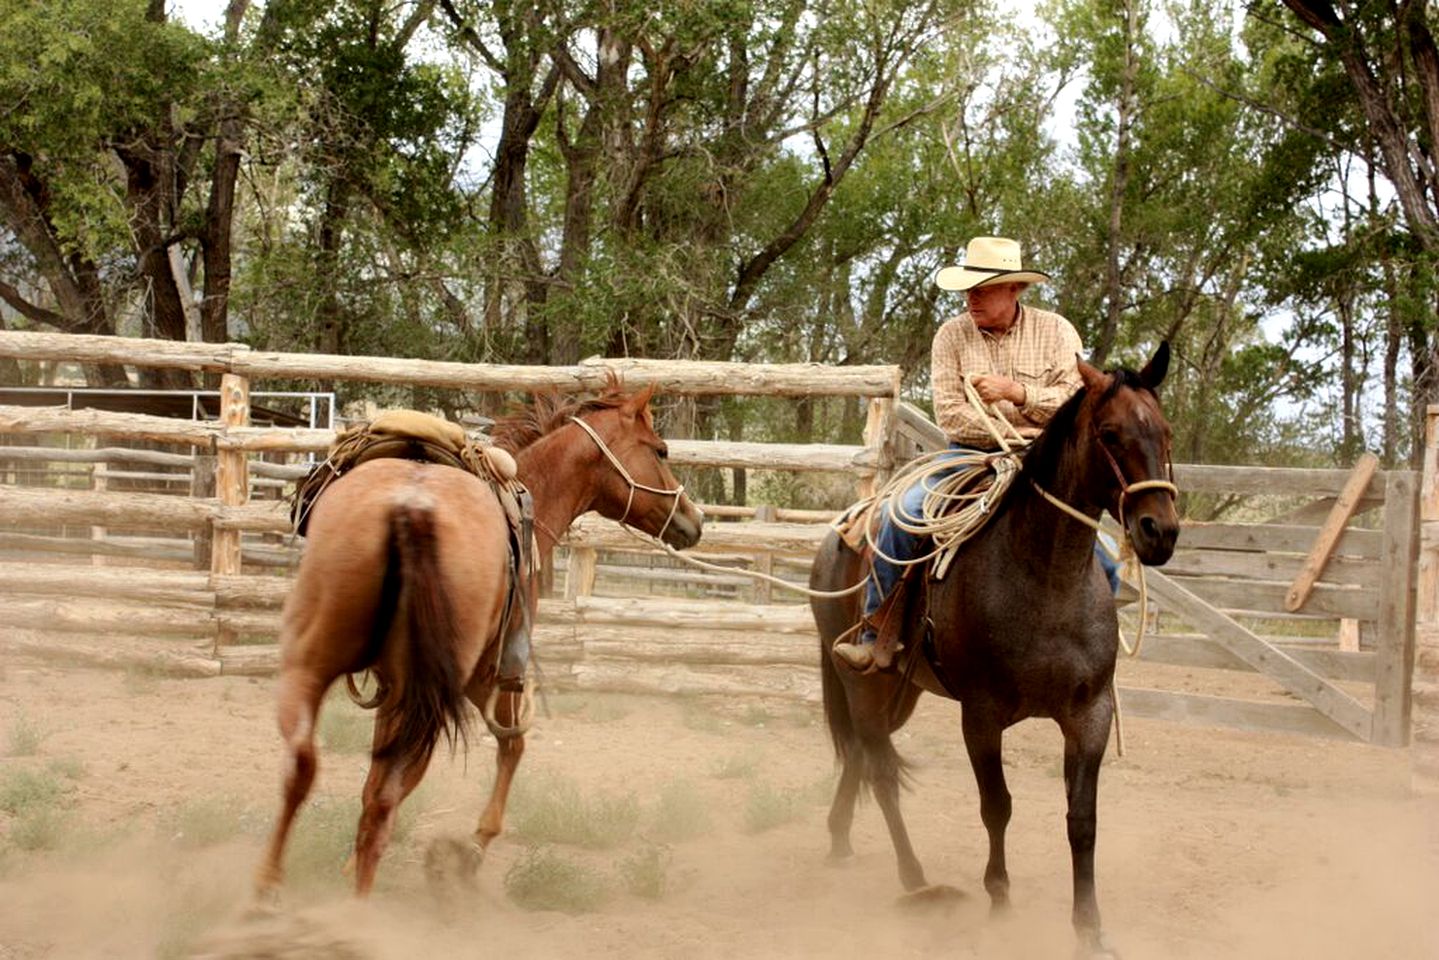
[1, 645, 1436, 960]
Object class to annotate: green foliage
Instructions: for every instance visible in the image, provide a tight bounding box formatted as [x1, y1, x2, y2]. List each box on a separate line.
[508, 773, 640, 849]
[742, 783, 803, 833]
[504, 846, 609, 913]
[646, 779, 712, 843]
[0, 767, 67, 815]
[619, 843, 672, 900]
[5, 716, 44, 757]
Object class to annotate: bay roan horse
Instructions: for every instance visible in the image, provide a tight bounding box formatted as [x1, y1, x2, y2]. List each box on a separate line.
[810, 343, 1178, 956]
[255, 383, 702, 898]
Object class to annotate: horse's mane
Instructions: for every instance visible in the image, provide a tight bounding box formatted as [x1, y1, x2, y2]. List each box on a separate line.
[1016, 365, 1147, 488]
[489, 377, 633, 453]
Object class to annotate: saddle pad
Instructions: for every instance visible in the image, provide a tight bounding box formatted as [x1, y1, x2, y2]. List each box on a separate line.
[369, 409, 468, 452]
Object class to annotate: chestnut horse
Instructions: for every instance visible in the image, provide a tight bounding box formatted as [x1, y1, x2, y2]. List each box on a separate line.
[810, 344, 1178, 956]
[255, 383, 703, 898]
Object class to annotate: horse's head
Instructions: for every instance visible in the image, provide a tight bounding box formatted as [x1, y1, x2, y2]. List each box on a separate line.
[570, 384, 704, 549]
[1076, 342, 1179, 566]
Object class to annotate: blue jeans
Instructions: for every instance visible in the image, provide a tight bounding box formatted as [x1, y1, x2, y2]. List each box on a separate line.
[862, 446, 1119, 624]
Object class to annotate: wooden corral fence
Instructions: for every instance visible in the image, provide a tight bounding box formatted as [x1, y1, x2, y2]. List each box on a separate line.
[0, 331, 1423, 752]
[0, 329, 901, 689]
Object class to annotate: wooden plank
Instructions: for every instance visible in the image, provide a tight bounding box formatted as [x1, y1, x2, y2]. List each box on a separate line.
[1164, 574, 1379, 621]
[0, 404, 216, 446]
[1372, 469, 1420, 746]
[0, 634, 221, 678]
[0, 330, 901, 397]
[1116, 686, 1359, 741]
[1142, 567, 1375, 741]
[1178, 521, 1383, 558]
[1171, 463, 1387, 500]
[0, 484, 217, 530]
[0, 561, 214, 606]
[1286, 453, 1380, 611]
[1134, 633, 1375, 683]
[0, 596, 212, 638]
[1161, 546, 1380, 589]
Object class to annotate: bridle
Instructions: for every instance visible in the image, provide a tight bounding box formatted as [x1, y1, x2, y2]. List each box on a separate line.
[569, 414, 686, 542]
[1032, 430, 1178, 539]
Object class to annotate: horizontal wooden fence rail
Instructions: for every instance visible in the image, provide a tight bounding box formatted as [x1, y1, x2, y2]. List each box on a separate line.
[0, 331, 902, 398]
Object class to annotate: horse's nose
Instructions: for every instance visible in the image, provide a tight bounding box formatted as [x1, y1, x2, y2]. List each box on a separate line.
[1137, 513, 1177, 562]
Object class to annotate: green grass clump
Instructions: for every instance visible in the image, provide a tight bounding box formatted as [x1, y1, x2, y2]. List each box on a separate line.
[678, 700, 726, 734]
[647, 779, 710, 843]
[619, 843, 671, 900]
[711, 750, 760, 780]
[47, 755, 86, 780]
[510, 773, 639, 849]
[0, 767, 66, 815]
[504, 846, 608, 913]
[7, 807, 68, 852]
[5, 715, 45, 757]
[743, 783, 802, 834]
[164, 797, 256, 848]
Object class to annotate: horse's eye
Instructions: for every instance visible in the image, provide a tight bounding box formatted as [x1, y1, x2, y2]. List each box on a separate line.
[1099, 427, 1121, 446]
[657, 444, 669, 460]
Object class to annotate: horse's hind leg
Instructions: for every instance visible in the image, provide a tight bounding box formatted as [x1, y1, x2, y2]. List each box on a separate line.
[255, 667, 327, 899]
[353, 710, 434, 897]
[1062, 695, 1114, 956]
[473, 689, 526, 849]
[961, 712, 1012, 912]
[825, 751, 863, 861]
[863, 730, 927, 892]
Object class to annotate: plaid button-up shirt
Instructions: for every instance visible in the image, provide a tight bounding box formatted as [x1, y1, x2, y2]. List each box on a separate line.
[931, 305, 1083, 449]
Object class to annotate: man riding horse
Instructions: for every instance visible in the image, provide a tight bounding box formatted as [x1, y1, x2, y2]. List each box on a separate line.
[833, 236, 1117, 672]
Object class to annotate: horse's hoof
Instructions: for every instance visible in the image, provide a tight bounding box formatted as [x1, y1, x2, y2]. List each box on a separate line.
[825, 844, 854, 865]
[1075, 934, 1120, 960]
[425, 836, 485, 892]
[895, 884, 966, 911]
[242, 894, 281, 922]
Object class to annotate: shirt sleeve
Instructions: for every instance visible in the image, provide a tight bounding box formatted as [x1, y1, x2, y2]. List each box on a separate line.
[1017, 316, 1083, 426]
[931, 320, 1001, 448]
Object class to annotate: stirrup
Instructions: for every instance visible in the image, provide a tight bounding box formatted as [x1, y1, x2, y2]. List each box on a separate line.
[482, 684, 535, 739]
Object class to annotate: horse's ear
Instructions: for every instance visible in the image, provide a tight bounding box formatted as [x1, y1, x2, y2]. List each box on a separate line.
[1077, 355, 1108, 392]
[1140, 340, 1170, 391]
[624, 383, 656, 417]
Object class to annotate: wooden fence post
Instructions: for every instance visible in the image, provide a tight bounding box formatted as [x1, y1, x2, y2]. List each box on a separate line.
[1414, 406, 1439, 788]
[859, 396, 897, 500]
[1374, 467, 1418, 746]
[211, 373, 250, 655]
[752, 504, 777, 604]
[565, 547, 598, 600]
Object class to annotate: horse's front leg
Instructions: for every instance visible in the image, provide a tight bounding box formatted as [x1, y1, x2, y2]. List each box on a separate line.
[961, 710, 1011, 911]
[1062, 693, 1115, 957]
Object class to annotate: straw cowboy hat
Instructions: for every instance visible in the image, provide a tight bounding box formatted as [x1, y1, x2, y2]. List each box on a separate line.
[935, 237, 1050, 291]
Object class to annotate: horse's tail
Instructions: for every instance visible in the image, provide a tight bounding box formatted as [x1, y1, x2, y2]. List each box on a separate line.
[367, 494, 470, 773]
[811, 532, 857, 766]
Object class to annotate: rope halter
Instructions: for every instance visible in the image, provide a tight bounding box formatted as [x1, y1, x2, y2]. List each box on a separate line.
[569, 414, 686, 542]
